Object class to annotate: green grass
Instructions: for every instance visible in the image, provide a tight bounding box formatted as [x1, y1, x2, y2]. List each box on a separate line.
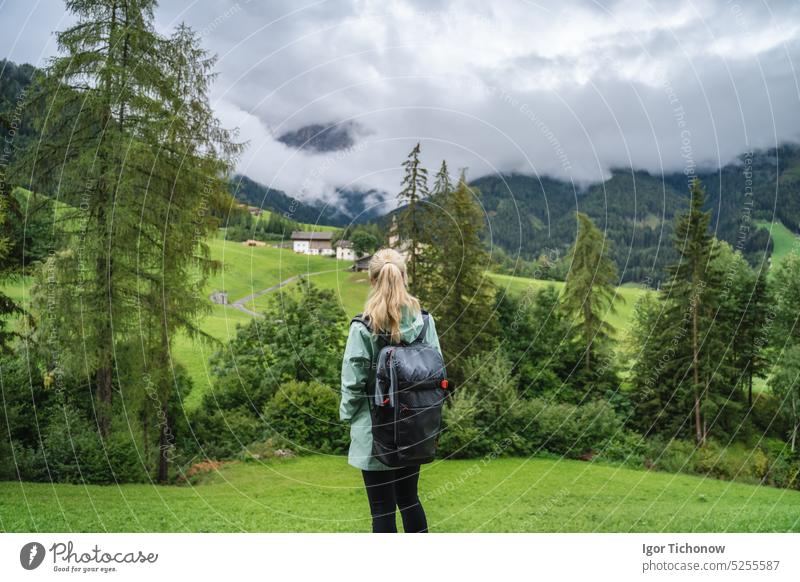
[246, 267, 370, 318]
[755, 220, 797, 264]
[1, 455, 798, 532]
[490, 273, 650, 333]
[172, 305, 254, 410]
[250, 208, 343, 233]
[204, 237, 349, 301]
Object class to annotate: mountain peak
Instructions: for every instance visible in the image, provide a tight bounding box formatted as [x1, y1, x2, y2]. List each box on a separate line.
[276, 122, 357, 153]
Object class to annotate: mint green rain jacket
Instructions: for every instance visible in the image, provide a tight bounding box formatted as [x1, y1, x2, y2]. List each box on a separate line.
[339, 307, 442, 471]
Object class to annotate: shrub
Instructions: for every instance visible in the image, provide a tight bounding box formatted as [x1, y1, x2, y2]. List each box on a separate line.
[595, 429, 649, 466]
[37, 402, 110, 483]
[187, 406, 264, 460]
[262, 380, 347, 454]
[649, 438, 697, 475]
[438, 350, 522, 458]
[439, 349, 626, 460]
[514, 398, 624, 458]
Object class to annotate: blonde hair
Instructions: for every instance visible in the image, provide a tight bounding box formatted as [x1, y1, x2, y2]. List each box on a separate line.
[363, 248, 420, 343]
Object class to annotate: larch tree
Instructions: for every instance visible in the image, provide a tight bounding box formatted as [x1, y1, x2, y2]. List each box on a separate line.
[23, 1, 238, 482]
[136, 23, 240, 481]
[561, 212, 619, 376]
[25, 0, 171, 437]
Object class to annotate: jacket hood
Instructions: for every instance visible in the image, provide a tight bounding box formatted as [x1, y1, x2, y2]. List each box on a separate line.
[399, 307, 424, 343]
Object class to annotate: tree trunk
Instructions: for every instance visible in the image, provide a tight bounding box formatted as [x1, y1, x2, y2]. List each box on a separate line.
[692, 294, 703, 446]
[156, 308, 173, 483]
[583, 304, 592, 375]
[157, 403, 170, 483]
[95, 364, 113, 438]
[93, 1, 119, 441]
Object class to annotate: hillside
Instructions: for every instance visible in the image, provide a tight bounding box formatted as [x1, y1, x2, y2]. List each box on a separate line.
[230, 174, 385, 227]
[3, 58, 797, 285]
[470, 159, 792, 283]
[2, 455, 798, 532]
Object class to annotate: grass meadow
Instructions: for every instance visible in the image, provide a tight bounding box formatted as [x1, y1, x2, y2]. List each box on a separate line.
[756, 220, 797, 263]
[2, 456, 798, 532]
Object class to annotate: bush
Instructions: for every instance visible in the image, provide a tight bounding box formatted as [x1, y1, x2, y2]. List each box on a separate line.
[649, 438, 696, 475]
[595, 429, 649, 466]
[645, 438, 800, 488]
[438, 350, 523, 458]
[438, 351, 626, 461]
[187, 406, 264, 460]
[514, 398, 624, 458]
[33, 402, 114, 484]
[262, 380, 347, 454]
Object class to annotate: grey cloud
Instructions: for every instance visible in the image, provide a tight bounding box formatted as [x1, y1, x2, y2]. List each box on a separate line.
[3, 0, 800, 207]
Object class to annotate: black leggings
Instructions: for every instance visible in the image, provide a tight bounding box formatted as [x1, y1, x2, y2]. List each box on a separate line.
[361, 465, 428, 533]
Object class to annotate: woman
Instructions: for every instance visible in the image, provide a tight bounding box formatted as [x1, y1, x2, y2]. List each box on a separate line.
[340, 248, 442, 533]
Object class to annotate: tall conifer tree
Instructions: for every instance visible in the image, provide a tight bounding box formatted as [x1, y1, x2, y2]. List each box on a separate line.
[661, 178, 720, 445]
[432, 172, 496, 382]
[396, 142, 428, 290]
[561, 212, 618, 375]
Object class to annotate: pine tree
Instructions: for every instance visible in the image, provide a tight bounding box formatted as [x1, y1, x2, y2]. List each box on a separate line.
[561, 212, 619, 375]
[743, 262, 769, 406]
[432, 172, 497, 382]
[396, 143, 428, 290]
[661, 178, 720, 445]
[432, 159, 452, 198]
[413, 159, 451, 307]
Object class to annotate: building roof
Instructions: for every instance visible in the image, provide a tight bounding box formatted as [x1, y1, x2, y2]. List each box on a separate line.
[335, 239, 353, 248]
[291, 231, 334, 241]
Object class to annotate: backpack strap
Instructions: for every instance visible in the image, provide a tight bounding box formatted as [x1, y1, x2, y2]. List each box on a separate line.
[412, 310, 430, 344]
[350, 313, 390, 346]
[351, 310, 430, 345]
[350, 313, 372, 332]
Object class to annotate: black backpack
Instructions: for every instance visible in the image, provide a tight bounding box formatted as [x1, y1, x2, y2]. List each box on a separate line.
[351, 310, 448, 467]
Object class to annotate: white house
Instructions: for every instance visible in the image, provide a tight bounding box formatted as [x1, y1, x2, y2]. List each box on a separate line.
[335, 240, 358, 261]
[291, 231, 335, 255]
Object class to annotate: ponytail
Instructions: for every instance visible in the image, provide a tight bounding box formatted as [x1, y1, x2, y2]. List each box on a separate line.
[363, 248, 420, 343]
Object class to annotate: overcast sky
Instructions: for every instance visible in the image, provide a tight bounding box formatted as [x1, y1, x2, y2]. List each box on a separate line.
[2, 0, 800, 210]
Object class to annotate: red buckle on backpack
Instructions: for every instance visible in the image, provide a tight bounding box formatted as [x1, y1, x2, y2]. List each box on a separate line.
[440, 379, 449, 389]
[382, 397, 390, 405]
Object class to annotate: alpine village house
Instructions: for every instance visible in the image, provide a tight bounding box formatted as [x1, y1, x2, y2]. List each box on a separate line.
[290, 231, 370, 269]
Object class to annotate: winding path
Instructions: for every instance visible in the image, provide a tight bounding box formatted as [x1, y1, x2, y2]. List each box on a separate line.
[210, 268, 343, 317]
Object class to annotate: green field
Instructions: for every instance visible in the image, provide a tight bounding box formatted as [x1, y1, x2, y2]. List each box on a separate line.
[756, 220, 797, 263]
[490, 273, 649, 333]
[203, 236, 350, 300]
[3, 226, 799, 534]
[249, 207, 343, 233]
[1, 455, 797, 532]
